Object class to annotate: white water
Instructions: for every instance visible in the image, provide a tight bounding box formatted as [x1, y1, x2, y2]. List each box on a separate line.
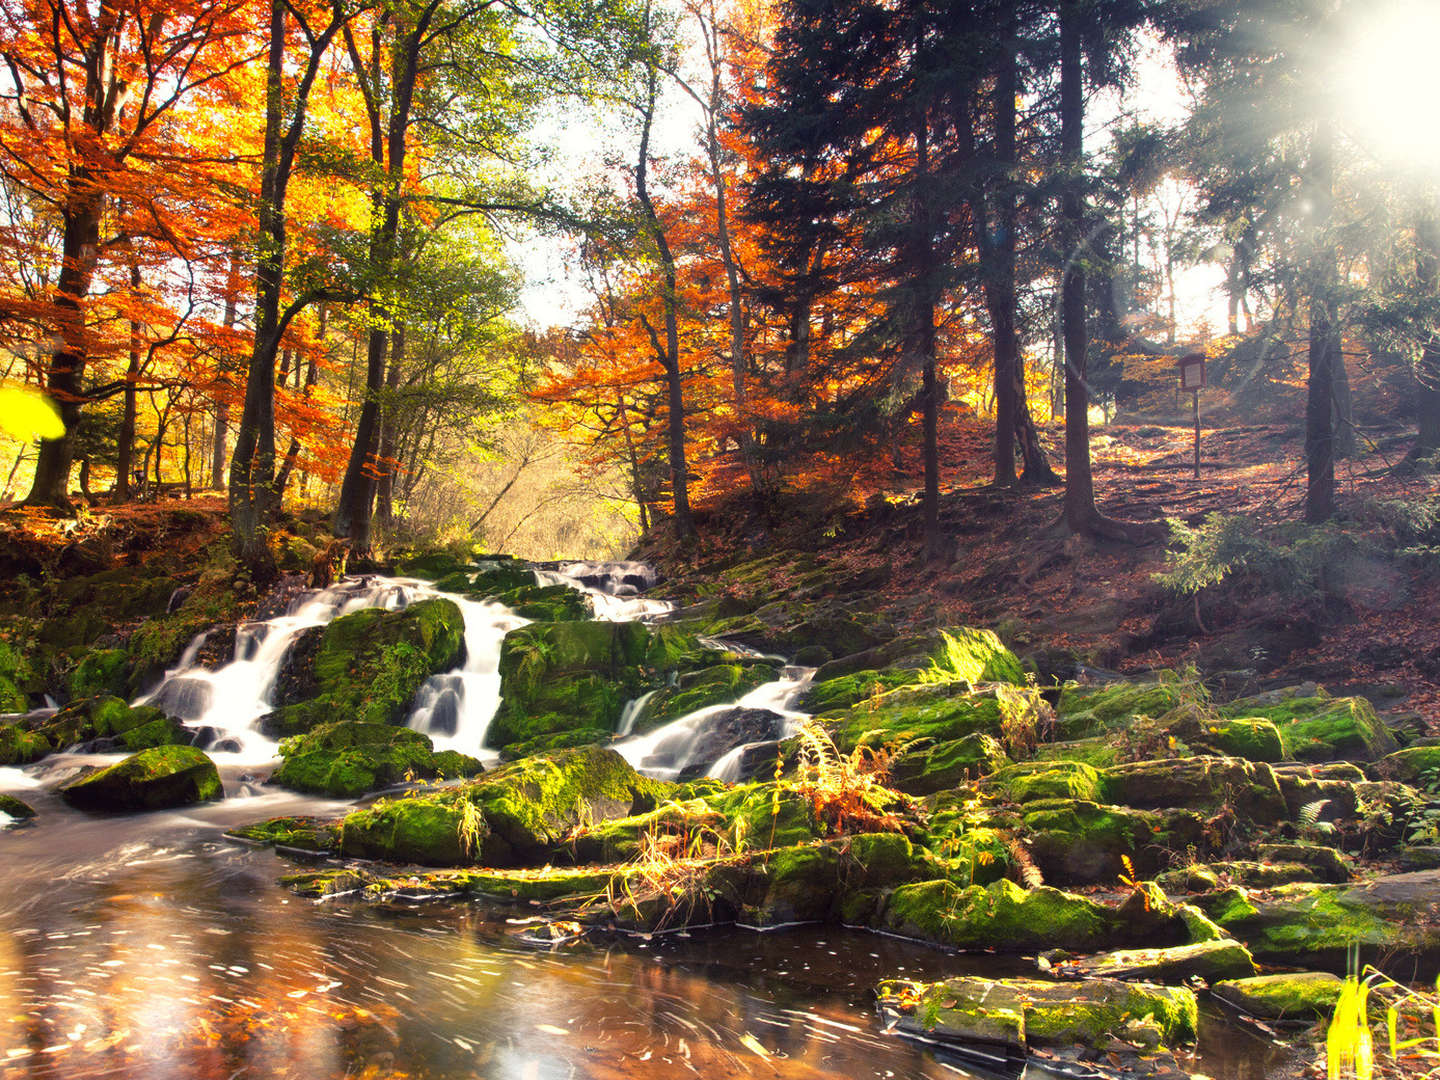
[533, 561, 674, 623]
[408, 598, 528, 755]
[614, 667, 815, 781]
[134, 577, 526, 763]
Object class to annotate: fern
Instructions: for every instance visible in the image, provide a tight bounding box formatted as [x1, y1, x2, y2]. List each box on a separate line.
[1005, 836, 1044, 889]
[1299, 799, 1332, 827]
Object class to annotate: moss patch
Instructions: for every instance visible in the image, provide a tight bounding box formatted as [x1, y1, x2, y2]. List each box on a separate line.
[60, 746, 222, 812]
[272, 722, 482, 798]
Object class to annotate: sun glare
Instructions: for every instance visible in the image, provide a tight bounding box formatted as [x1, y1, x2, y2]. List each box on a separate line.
[1336, 2, 1440, 172]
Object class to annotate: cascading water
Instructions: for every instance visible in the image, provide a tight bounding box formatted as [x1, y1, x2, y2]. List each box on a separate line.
[134, 577, 526, 762]
[533, 561, 675, 622]
[614, 666, 815, 781]
[407, 597, 528, 755]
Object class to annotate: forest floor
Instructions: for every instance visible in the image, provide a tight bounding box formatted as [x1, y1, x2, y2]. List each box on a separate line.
[642, 408, 1440, 738]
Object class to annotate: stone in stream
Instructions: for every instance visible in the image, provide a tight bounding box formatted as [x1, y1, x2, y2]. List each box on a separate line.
[0, 793, 36, 821]
[59, 745, 223, 812]
[876, 974, 1198, 1052]
[669, 707, 786, 780]
[1212, 971, 1344, 1020]
[270, 721, 482, 798]
[1059, 937, 1257, 983]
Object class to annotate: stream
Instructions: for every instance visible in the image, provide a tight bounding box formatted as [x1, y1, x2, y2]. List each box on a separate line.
[0, 565, 1289, 1078]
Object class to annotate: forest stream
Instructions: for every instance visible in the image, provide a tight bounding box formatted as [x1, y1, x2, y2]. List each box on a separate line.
[0, 565, 1293, 1080]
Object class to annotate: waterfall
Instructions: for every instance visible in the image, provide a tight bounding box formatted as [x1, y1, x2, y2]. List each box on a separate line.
[135, 577, 522, 763]
[614, 667, 815, 781]
[533, 561, 674, 622]
[615, 689, 658, 737]
[406, 597, 528, 754]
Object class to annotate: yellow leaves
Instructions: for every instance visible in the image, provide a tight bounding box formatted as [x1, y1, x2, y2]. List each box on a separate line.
[0, 383, 64, 441]
[736, 1032, 770, 1058]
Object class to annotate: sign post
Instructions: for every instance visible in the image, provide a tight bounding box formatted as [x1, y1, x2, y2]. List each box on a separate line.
[1178, 353, 1206, 480]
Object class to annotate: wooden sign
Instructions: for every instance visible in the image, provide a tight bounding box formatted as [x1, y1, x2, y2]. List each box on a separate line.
[1179, 352, 1207, 391]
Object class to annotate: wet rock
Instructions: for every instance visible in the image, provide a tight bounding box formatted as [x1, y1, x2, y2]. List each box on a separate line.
[258, 598, 464, 737]
[665, 707, 786, 780]
[632, 662, 779, 735]
[226, 815, 340, 852]
[1212, 971, 1343, 1020]
[876, 975, 1197, 1052]
[271, 722, 483, 798]
[1059, 937, 1257, 983]
[0, 793, 36, 820]
[60, 745, 222, 812]
[339, 745, 666, 867]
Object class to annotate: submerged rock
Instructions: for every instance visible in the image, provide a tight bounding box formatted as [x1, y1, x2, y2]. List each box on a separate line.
[876, 975, 1198, 1052]
[60, 745, 222, 812]
[0, 793, 36, 820]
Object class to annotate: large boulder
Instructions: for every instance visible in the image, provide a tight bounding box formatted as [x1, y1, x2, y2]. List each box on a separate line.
[1022, 798, 1205, 883]
[1100, 756, 1289, 824]
[1222, 692, 1398, 762]
[339, 745, 666, 866]
[60, 746, 222, 812]
[258, 598, 465, 737]
[271, 722, 482, 798]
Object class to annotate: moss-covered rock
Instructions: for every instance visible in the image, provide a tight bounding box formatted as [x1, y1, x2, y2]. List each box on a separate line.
[490, 583, 588, 622]
[0, 793, 36, 820]
[831, 685, 1005, 759]
[631, 662, 779, 734]
[0, 720, 50, 764]
[67, 648, 133, 700]
[226, 815, 340, 852]
[1022, 798, 1205, 883]
[271, 722, 482, 798]
[1253, 843, 1352, 883]
[340, 745, 667, 867]
[1224, 694, 1398, 762]
[889, 732, 1010, 795]
[1375, 746, 1440, 785]
[1065, 938, 1257, 983]
[259, 598, 465, 737]
[1187, 716, 1287, 763]
[1100, 756, 1288, 824]
[880, 878, 1191, 953]
[1212, 972, 1343, 1020]
[60, 745, 222, 812]
[1055, 681, 1182, 739]
[991, 760, 1105, 803]
[877, 975, 1197, 1052]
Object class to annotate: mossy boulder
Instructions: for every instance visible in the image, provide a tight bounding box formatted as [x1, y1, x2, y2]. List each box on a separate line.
[1022, 799, 1205, 883]
[0, 720, 50, 764]
[1212, 972, 1344, 1020]
[1055, 681, 1182, 739]
[489, 583, 588, 621]
[880, 878, 1191, 953]
[1210, 873, 1440, 967]
[630, 661, 779, 734]
[1224, 693, 1398, 762]
[991, 760, 1105, 803]
[1186, 716, 1287, 763]
[59, 746, 222, 812]
[226, 815, 340, 852]
[339, 745, 667, 867]
[0, 793, 36, 820]
[271, 722, 482, 798]
[831, 684, 1004, 756]
[877, 975, 1197, 1052]
[259, 598, 465, 737]
[889, 732, 1010, 794]
[1100, 756, 1288, 824]
[488, 621, 712, 750]
[67, 648, 133, 700]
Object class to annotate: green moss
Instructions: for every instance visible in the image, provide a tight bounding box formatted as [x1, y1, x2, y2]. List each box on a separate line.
[1209, 881, 1438, 963]
[1212, 972, 1344, 1020]
[1377, 746, 1440, 785]
[834, 684, 1005, 753]
[226, 815, 340, 852]
[60, 746, 222, 812]
[755, 844, 842, 923]
[878, 976, 1197, 1051]
[272, 722, 479, 798]
[1228, 695, 1398, 762]
[340, 746, 667, 867]
[1032, 737, 1121, 768]
[1056, 682, 1181, 739]
[1022, 798, 1204, 882]
[889, 732, 1009, 794]
[803, 669, 924, 713]
[497, 727, 612, 761]
[0, 721, 50, 764]
[0, 673, 26, 712]
[1100, 756, 1288, 823]
[118, 712, 189, 750]
[929, 628, 1026, 686]
[1191, 717, 1287, 763]
[261, 599, 464, 736]
[0, 793, 36, 819]
[992, 760, 1105, 803]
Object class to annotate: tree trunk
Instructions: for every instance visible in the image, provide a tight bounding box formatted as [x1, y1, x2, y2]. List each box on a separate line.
[1304, 115, 1338, 524]
[116, 262, 142, 501]
[635, 64, 694, 541]
[374, 323, 404, 529]
[210, 257, 241, 490]
[1406, 214, 1440, 465]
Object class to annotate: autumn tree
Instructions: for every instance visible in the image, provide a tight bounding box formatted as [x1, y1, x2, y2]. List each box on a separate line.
[0, 0, 257, 509]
